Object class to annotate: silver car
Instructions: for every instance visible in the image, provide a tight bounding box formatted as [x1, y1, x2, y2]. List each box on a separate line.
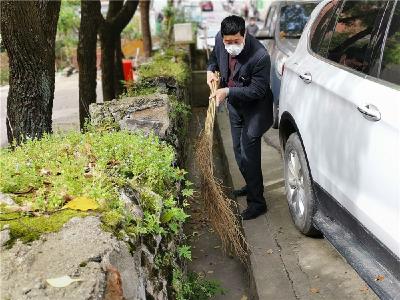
[258, 1, 319, 128]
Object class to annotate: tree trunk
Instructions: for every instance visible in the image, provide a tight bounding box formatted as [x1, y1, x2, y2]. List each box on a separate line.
[140, 0, 152, 58]
[100, 24, 117, 102]
[99, 0, 139, 101]
[114, 36, 125, 97]
[77, 0, 101, 130]
[0, 0, 61, 144]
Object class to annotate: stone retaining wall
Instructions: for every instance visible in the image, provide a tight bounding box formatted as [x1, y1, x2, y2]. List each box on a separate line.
[1, 91, 190, 300]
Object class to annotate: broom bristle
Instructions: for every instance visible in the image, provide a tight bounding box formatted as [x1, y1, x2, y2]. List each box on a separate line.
[194, 75, 248, 263]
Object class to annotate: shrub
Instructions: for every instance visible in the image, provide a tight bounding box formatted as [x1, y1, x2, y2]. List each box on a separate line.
[0, 130, 192, 243]
[138, 48, 190, 84]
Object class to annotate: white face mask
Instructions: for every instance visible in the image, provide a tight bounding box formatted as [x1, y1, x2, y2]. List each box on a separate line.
[224, 42, 244, 57]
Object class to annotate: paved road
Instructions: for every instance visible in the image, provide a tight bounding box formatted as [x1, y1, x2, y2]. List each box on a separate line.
[0, 73, 102, 147]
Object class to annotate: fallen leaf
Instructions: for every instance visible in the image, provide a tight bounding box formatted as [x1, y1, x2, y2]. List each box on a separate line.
[106, 159, 120, 167]
[9, 204, 33, 212]
[207, 270, 214, 274]
[240, 296, 248, 300]
[310, 288, 320, 294]
[62, 196, 99, 211]
[360, 286, 369, 292]
[46, 275, 82, 288]
[63, 194, 74, 203]
[266, 249, 274, 254]
[40, 168, 52, 176]
[375, 275, 385, 281]
[12, 186, 35, 195]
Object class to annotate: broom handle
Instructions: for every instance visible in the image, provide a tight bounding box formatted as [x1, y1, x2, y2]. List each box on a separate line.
[205, 72, 220, 137]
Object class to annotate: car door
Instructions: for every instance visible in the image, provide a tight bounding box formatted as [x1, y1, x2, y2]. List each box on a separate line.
[288, 0, 400, 257]
[360, 2, 400, 257]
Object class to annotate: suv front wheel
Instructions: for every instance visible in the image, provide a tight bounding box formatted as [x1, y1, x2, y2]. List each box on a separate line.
[284, 133, 320, 236]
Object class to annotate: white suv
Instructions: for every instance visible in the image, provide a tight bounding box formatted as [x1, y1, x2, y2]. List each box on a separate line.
[278, 0, 400, 298]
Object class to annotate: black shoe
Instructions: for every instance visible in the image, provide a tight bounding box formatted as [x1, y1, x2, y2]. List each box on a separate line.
[240, 207, 267, 220]
[233, 186, 248, 197]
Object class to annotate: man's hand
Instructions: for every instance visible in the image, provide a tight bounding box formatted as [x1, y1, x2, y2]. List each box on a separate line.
[207, 71, 218, 90]
[209, 88, 228, 107]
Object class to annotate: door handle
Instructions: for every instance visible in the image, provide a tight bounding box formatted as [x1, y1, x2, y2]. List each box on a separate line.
[299, 72, 312, 84]
[357, 104, 381, 122]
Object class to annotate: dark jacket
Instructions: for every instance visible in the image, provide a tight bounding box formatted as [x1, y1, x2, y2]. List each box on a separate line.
[207, 32, 273, 137]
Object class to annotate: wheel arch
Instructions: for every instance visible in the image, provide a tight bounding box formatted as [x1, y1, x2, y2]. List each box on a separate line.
[279, 111, 298, 150]
[279, 111, 315, 185]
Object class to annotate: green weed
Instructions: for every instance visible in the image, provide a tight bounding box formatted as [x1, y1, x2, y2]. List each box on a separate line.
[173, 269, 225, 300]
[0, 130, 191, 244]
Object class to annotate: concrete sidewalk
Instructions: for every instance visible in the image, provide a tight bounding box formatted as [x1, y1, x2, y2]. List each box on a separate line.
[215, 109, 377, 300]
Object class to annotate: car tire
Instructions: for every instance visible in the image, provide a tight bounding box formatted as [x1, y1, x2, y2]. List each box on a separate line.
[272, 102, 279, 129]
[284, 133, 320, 236]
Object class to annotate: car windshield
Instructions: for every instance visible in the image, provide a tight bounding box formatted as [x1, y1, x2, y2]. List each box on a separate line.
[279, 3, 317, 38]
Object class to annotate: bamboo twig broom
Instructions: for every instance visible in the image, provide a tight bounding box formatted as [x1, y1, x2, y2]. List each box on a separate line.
[195, 72, 248, 263]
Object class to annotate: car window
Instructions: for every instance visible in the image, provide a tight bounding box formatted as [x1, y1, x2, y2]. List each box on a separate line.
[279, 3, 318, 39]
[380, 3, 400, 86]
[327, 0, 388, 73]
[365, 1, 394, 77]
[310, 0, 340, 56]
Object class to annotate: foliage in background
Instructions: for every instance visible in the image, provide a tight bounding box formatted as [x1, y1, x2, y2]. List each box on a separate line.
[383, 31, 400, 66]
[121, 14, 142, 40]
[138, 48, 190, 84]
[122, 48, 190, 98]
[119, 81, 159, 98]
[160, 4, 189, 48]
[0, 49, 9, 86]
[0, 66, 9, 86]
[56, 0, 80, 69]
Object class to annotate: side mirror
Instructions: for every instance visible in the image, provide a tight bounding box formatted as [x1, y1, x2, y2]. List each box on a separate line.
[256, 29, 274, 40]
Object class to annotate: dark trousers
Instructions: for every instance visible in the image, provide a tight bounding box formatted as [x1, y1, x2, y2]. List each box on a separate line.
[228, 103, 266, 211]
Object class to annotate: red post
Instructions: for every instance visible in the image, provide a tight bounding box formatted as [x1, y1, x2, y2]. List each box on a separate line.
[122, 59, 134, 82]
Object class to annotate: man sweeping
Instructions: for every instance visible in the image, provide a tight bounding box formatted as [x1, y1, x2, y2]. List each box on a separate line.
[207, 15, 273, 220]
